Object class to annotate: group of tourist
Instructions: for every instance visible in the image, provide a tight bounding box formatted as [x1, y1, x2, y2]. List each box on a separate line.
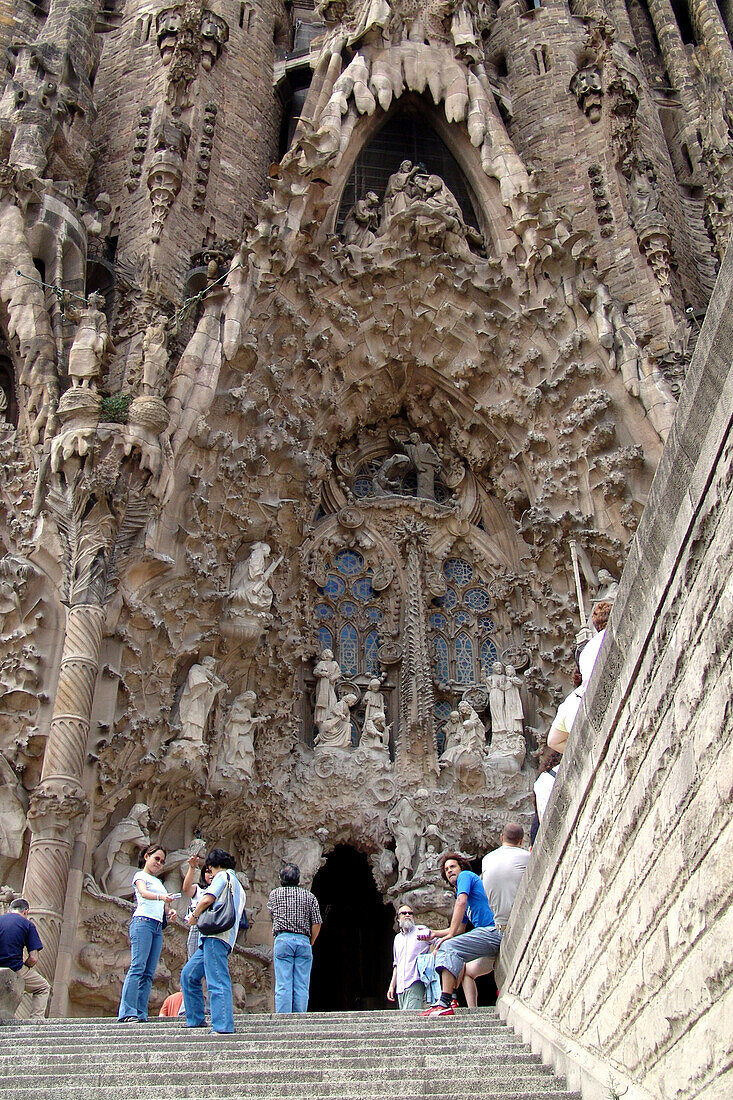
[389, 821, 529, 1015]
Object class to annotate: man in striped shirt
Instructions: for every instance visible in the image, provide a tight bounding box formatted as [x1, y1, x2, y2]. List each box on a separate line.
[267, 864, 322, 1013]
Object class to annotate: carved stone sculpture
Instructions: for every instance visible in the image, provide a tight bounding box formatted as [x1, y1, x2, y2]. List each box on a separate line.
[177, 656, 225, 745]
[220, 690, 265, 776]
[147, 117, 191, 242]
[362, 677, 386, 726]
[342, 191, 380, 248]
[440, 699, 486, 766]
[595, 569, 619, 603]
[314, 692, 358, 750]
[401, 432, 441, 500]
[503, 665, 525, 734]
[313, 649, 342, 733]
[200, 11, 229, 71]
[488, 661, 508, 735]
[92, 804, 151, 898]
[141, 315, 170, 396]
[388, 796, 421, 886]
[570, 65, 603, 122]
[359, 711, 391, 762]
[67, 294, 109, 390]
[0, 755, 27, 882]
[229, 542, 279, 615]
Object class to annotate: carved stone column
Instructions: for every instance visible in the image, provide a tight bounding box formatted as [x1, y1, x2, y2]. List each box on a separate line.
[396, 523, 438, 778]
[23, 604, 104, 990]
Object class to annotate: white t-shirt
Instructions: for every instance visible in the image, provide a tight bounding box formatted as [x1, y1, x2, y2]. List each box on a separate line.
[481, 846, 530, 925]
[552, 688, 584, 738]
[202, 870, 246, 950]
[186, 884, 205, 920]
[132, 870, 166, 921]
[534, 770, 558, 820]
[578, 628, 606, 684]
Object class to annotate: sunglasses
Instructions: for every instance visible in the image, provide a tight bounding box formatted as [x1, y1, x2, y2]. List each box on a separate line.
[398, 911, 414, 917]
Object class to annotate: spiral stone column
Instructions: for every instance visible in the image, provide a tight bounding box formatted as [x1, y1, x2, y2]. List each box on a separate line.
[398, 530, 436, 776]
[22, 603, 105, 990]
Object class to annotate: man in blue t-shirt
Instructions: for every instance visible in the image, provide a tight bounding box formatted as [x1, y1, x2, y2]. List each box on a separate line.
[421, 853, 502, 1017]
[182, 848, 246, 1034]
[0, 898, 50, 1018]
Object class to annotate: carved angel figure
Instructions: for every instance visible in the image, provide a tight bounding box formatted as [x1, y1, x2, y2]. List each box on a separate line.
[221, 689, 266, 775]
[178, 656, 226, 744]
[360, 711, 391, 760]
[92, 803, 151, 898]
[230, 542, 281, 616]
[314, 692, 357, 750]
[314, 649, 342, 731]
[362, 677, 386, 726]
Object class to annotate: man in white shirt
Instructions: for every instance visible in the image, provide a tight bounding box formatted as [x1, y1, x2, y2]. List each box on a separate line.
[548, 601, 612, 754]
[386, 903, 432, 1009]
[182, 848, 246, 1034]
[461, 822, 530, 1006]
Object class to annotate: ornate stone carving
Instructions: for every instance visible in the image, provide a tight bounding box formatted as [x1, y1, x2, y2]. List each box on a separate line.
[313, 649, 342, 735]
[220, 690, 266, 777]
[314, 691, 357, 751]
[146, 116, 191, 243]
[176, 656, 226, 747]
[570, 65, 603, 122]
[92, 804, 151, 898]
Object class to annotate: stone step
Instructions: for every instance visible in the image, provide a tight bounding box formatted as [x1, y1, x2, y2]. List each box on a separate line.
[4, 1087, 580, 1100]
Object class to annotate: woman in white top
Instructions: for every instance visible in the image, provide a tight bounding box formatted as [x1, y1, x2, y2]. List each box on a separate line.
[182, 854, 214, 958]
[117, 845, 176, 1021]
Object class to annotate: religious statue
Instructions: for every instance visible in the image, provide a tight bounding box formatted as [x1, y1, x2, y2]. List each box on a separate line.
[141, 314, 169, 395]
[595, 569, 619, 603]
[220, 689, 266, 776]
[380, 160, 421, 228]
[0, 754, 27, 882]
[178, 656, 226, 745]
[372, 452, 411, 496]
[67, 292, 109, 389]
[92, 803, 151, 898]
[488, 661, 508, 735]
[359, 711, 391, 762]
[362, 677, 386, 726]
[503, 665, 525, 734]
[229, 542, 282, 616]
[413, 823, 445, 884]
[314, 692, 358, 750]
[440, 700, 486, 766]
[342, 191, 380, 249]
[387, 796, 422, 886]
[401, 432, 441, 499]
[313, 649, 341, 732]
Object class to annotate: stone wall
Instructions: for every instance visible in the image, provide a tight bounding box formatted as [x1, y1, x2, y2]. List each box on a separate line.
[496, 239, 733, 1100]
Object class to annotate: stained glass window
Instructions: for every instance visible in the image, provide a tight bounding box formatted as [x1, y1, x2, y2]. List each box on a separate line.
[454, 610, 471, 627]
[340, 624, 358, 675]
[318, 626, 333, 652]
[455, 632, 474, 684]
[339, 601, 358, 619]
[321, 574, 345, 598]
[315, 604, 333, 619]
[480, 617, 496, 633]
[352, 577, 374, 602]
[334, 549, 364, 575]
[430, 612, 448, 630]
[433, 636, 450, 681]
[353, 476, 373, 498]
[444, 558, 474, 586]
[481, 638, 499, 677]
[465, 588, 491, 611]
[434, 700, 453, 755]
[366, 607, 383, 623]
[441, 588, 458, 609]
[365, 630, 380, 675]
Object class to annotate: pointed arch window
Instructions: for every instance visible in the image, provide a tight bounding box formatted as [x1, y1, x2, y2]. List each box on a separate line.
[314, 548, 386, 678]
[429, 557, 498, 689]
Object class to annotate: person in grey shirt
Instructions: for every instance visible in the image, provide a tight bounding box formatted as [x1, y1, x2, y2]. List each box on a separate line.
[462, 822, 530, 1006]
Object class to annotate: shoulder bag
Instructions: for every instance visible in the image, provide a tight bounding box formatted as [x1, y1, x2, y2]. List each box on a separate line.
[197, 871, 237, 935]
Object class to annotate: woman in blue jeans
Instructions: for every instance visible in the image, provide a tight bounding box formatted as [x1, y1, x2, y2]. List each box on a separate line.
[117, 845, 176, 1021]
[267, 863, 322, 1013]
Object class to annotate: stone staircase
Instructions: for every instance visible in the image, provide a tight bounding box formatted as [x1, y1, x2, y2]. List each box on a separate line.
[0, 1009, 581, 1100]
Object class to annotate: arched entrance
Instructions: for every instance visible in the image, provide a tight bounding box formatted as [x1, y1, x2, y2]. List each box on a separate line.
[310, 845, 395, 1011]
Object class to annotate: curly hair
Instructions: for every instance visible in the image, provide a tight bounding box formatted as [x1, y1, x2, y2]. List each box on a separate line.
[439, 851, 471, 884]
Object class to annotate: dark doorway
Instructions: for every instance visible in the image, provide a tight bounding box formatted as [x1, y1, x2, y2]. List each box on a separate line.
[310, 845, 395, 1011]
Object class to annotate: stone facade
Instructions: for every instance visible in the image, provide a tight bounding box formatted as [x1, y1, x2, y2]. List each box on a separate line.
[0, 0, 729, 1023]
[497, 239, 733, 1099]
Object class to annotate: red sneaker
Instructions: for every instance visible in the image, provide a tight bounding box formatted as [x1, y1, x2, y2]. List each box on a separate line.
[420, 1003, 455, 1017]
[450, 997, 459, 1010]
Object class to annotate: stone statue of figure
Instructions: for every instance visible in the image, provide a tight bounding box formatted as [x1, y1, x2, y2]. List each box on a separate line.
[360, 711, 390, 759]
[373, 452, 411, 496]
[314, 692, 358, 750]
[595, 569, 619, 603]
[440, 700, 486, 765]
[414, 823, 445, 883]
[401, 432, 441, 499]
[342, 191, 380, 249]
[67, 292, 109, 389]
[221, 689, 266, 776]
[624, 160, 663, 226]
[313, 649, 341, 731]
[439, 709, 462, 761]
[178, 656, 226, 744]
[230, 542, 282, 616]
[503, 665, 524, 734]
[387, 796, 421, 886]
[362, 677, 385, 726]
[0, 387, 7, 422]
[141, 315, 169, 395]
[380, 160, 421, 228]
[488, 661, 508, 735]
[0, 754, 27, 882]
[92, 803, 151, 898]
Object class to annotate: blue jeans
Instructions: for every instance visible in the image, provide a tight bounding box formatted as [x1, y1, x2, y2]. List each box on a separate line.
[118, 916, 164, 1021]
[181, 937, 234, 1033]
[273, 932, 313, 1013]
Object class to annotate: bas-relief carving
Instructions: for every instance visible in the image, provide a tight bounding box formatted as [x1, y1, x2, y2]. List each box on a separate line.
[92, 803, 150, 899]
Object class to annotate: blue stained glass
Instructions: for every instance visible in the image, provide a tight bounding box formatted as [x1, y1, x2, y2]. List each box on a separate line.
[366, 607, 383, 623]
[434, 701, 453, 723]
[318, 627, 333, 652]
[443, 558, 474, 586]
[433, 636, 450, 681]
[442, 588, 458, 610]
[353, 477, 373, 498]
[334, 549, 364, 576]
[352, 577, 373, 602]
[480, 617, 496, 633]
[351, 719, 360, 747]
[429, 613, 448, 630]
[481, 638, 498, 676]
[464, 588, 491, 611]
[321, 574, 345, 598]
[339, 601, 357, 619]
[434, 701, 453, 756]
[315, 604, 333, 619]
[454, 610, 471, 627]
[339, 624, 358, 675]
[455, 632, 474, 684]
[365, 630, 380, 675]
